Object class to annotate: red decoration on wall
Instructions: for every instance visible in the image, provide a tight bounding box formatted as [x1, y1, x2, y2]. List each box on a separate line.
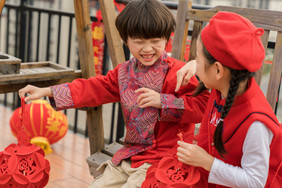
[165, 32, 191, 62]
[0, 98, 50, 187]
[91, 0, 125, 76]
[113, 0, 125, 12]
[92, 17, 105, 76]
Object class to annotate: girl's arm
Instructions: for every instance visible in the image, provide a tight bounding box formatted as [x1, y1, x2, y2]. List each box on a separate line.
[175, 59, 197, 92]
[135, 59, 208, 123]
[178, 121, 272, 188]
[158, 74, 209, 124]
[145, 59, 209, 124]
[208, 121, 272, 188]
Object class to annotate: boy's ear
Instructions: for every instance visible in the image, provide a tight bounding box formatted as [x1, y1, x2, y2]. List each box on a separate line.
[214, 61, 225, 80]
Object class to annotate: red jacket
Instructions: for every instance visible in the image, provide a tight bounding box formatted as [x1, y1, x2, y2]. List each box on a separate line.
[197, 78, 282, 188]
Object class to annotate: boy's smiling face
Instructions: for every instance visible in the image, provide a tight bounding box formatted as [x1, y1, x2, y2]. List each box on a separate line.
[126, 37, 167, 66]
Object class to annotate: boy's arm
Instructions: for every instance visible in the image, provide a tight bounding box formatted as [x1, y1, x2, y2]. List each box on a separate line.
[50, 65, 121, 111]
[160, 75, 209, 124]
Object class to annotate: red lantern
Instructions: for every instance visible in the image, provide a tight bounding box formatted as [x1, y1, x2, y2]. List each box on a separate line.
[142, 157, 201, 188]
[10, 99, 68, 154]
[0, 143, 50, 187]
[0, 98, 50, 187]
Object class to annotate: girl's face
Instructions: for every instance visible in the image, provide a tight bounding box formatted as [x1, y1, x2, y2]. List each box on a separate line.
[126, 37, 167, 66]
[195, 37, 218, 90]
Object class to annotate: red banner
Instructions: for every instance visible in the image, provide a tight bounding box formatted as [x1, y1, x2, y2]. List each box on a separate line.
[91, 20, 105, 76]
[91, 1, 125, 76]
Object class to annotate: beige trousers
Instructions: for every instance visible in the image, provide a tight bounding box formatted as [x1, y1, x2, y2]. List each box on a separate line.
[89, 160, 151, 188]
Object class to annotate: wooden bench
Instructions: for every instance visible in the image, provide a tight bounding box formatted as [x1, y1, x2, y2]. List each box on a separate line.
[86, 0, 282, 178]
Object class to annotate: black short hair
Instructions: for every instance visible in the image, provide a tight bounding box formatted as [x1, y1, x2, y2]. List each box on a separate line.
[115, 0, 176, 43]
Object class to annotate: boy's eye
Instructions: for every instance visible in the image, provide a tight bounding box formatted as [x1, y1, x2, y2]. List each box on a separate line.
[152, 40, 161, 43]
[133, 40, 144, 44]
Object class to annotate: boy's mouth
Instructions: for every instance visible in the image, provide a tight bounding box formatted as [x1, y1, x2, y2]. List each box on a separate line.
[141, 54, 154, 59]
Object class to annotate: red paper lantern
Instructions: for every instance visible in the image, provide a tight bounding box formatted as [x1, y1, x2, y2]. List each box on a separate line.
[142, 156, 201, 188]
[0, 98, 50, 187]
[10, 99, 68, 154]
[0, 143, 50, 187]
[142, 132, 204, 188]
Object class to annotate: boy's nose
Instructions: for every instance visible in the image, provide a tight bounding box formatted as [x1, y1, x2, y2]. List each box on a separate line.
[142, 45, 153, 52]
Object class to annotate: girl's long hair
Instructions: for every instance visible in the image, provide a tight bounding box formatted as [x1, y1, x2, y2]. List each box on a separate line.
[194, 37, 255, 156]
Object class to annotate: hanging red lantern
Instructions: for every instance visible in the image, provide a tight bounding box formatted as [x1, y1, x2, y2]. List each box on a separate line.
[0, 98, 50, 187]
[10, 99, 68, 154]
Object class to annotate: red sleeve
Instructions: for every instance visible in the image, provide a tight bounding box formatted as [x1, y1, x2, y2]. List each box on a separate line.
[68, 64, 121, 108]
[161, 58, 210, 124]
[178, 75, 210, 124]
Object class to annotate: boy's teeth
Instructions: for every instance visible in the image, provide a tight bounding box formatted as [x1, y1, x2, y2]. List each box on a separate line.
[142, 55, 154, 59]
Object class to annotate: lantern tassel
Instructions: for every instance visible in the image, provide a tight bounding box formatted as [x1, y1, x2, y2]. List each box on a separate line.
[30, 136, 53, 154]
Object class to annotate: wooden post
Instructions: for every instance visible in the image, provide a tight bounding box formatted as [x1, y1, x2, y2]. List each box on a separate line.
[98, 0, 125, 68]
[0, 0, 6, 15]
[171, 0, 191, 61]
[73, 0, 104, 154]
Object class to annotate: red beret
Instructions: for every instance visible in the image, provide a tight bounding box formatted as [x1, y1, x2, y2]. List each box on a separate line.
[201, 11, 265, 72]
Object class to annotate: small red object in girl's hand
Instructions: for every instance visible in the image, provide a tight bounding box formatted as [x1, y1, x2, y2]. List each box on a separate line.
[177, 132, 183, 141]
[0, 98, 50, 187]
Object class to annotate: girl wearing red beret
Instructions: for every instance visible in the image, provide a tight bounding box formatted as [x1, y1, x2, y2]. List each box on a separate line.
[175, 12, 282, 187]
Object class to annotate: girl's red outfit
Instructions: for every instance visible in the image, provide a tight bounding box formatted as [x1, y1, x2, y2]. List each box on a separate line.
[196, 77, 282, 188]
[50, 53, 209, 168]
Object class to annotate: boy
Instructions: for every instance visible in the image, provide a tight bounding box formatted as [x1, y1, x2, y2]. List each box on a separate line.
[19, 0, 209, 187]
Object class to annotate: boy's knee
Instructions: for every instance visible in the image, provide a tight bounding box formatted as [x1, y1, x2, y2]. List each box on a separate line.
[89, 160, 128, 188]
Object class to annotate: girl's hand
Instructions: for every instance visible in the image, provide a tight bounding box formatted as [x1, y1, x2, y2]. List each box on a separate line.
[19, 85, 52, 102]
[177, 141, 214, 171]
[175, 60, 197, 92]
[135, 88, 161, 108]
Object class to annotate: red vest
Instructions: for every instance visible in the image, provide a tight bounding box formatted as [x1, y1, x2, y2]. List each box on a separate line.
[197, 78, 282, 188]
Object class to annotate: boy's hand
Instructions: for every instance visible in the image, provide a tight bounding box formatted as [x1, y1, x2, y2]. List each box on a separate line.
[19, 85, 52, 102]
[135, 88, 161, 109]
[177, 141, 214, 172]
[175, 60, 197, 92]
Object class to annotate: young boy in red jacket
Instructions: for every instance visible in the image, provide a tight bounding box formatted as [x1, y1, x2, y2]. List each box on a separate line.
[19, 0, 209, 187]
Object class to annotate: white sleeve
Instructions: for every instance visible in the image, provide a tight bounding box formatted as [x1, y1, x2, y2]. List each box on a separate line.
[208, 121, 273, 188]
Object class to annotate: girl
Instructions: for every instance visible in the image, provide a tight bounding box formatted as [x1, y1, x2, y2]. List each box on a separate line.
[176, 12, 282, 187]
[19, 0, 209, 187]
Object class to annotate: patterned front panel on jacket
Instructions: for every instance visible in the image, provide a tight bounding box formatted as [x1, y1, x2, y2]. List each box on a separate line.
[112, 53, 169, 165]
